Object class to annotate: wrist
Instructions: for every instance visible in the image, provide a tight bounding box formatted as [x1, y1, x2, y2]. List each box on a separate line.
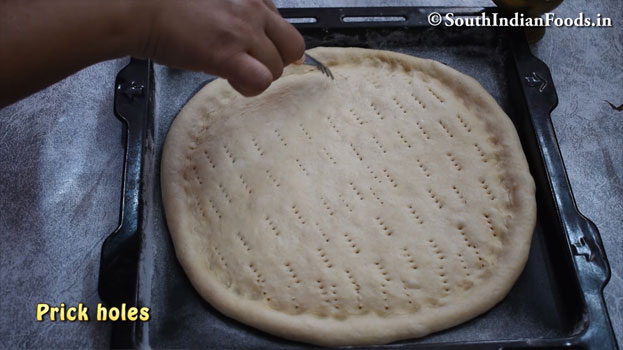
[106, 0, 160, 59]
[117, 0, 164, 59]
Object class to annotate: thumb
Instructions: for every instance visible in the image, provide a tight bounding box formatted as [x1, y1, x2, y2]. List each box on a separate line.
[220, 52, 273, 97]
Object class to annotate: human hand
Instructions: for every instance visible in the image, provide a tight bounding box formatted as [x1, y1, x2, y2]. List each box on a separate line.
[137, 0, 305, 96]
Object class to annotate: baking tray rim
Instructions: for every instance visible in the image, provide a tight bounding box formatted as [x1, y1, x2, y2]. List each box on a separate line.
[99, 6, 616, 349]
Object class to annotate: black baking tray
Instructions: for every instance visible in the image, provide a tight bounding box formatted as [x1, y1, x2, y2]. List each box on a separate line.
[98, 6, 617, 349]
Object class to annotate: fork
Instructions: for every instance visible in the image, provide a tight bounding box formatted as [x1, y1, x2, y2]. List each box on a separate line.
[302, 54, 334, 80]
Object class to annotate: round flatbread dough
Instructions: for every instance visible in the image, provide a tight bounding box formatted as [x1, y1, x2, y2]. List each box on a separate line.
[160, 47, 536, 346]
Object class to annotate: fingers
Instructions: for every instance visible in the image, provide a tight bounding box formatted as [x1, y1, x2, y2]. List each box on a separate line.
[221, 52, 272, 97]
[249, 34, 284, 81]
[265, 10, 306, 65]
[195, 0, 305, 97]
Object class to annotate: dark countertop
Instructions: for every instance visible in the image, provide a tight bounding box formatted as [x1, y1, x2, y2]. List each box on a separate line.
[0, 1, 620, 348]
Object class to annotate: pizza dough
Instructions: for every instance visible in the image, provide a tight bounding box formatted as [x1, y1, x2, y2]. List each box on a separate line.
[160, 47, 536, 346]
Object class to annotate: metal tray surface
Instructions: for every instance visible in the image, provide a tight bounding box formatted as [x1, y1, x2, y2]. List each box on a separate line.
[99, 7, 616, 349]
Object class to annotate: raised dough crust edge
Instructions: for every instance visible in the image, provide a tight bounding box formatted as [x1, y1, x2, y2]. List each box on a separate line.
[160, 47, 536, 346]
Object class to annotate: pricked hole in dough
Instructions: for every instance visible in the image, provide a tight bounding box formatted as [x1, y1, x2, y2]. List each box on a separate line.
[299, 122, 313, 141]
[295, 158, 310, 177]
[375, 263, 391, 310]
[330, 285, 340, 311]
[338, 194, 353, 213]
[317, 247, 333, 269]
[370, 102, 384, 120]
[382, 169, 398, 187]
[326, 115, 341, 135]
[415, 121, 431, 140]
[410, 92, 427, 109]
[402, 247, 419, 270]
[415, 158, 431, 178]
[265, 169, 281, 187]
[320, 197, 335, 216]
[427, 188, 443, 209]
[273, 129, 288, 147]
[446, 152, 463, 171]
[370, 187, 384, 205]
[483, 213, 497, 237]
[322, 147, 337, 165]
[371, 135, 387, 153]
[438, 120, 454, 138]
[366, 165, 382, 184]
[213, 246, 228, 268]
[203, 150, 217, 169]
[345, 270, 362, 302]
[248, 263, 267, 296]
[223, 144, 236, 164]
[251, 138, 265, 156]
[452, 185, 467, 205]
[480, 179, 496, 201]
[350, 143, 363, 161]
[207, 198, 222, 219]
[391, 96, 408, 115]
[265, 216, 280, 236]
[457, 252, 470, 278]
[349, 108, 366, 126]
[456, 114, 472, 133]
[315, 222, 331, 243]
[474, 143, 488, 163]
[456, 225, 484, 271]
[426, 238, 451, 295]
[374, 216, 393, 237]
[315, 279, 332, 306]
[396, 130, 412, 148]
[349, 182, 365, 201]
[217, 183, 231, 203]
[236, 231, 250, 252]
[427, 86, 445, 103]
[343, 232, 360, 254]
[190, 165, 204, 187]
[239, 174, 252, 194]
[284, 262, 300, 287]
[401, 280, 415, 305]
[291, 204, 307, 225]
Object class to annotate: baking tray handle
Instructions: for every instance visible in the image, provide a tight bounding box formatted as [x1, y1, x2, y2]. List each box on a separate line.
[98, 58, 152, 348]
[280, 6, 487, 29]
[510, 32, 610, 280]
[509, 29, 616, 348]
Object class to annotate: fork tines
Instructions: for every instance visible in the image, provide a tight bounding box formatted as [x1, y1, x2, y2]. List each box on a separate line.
[304, 54, 334, 80]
